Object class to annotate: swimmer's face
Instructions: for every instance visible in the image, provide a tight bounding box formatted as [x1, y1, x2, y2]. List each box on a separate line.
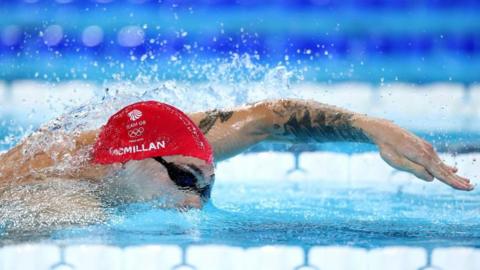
[118, 155, 214, 209]
[155, 155, 215, 199]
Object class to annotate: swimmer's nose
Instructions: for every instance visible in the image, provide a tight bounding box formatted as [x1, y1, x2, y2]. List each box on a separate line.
[198, 182, 213, 200]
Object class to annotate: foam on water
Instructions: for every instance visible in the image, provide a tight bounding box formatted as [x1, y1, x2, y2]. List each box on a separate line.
[0, 56, 302, 236]
[1, 55, 300, 149]
[0, 56, 300, 191]
[43, 55, 298, 134]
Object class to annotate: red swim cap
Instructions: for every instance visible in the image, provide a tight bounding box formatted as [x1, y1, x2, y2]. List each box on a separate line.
[91, 101, 213, 165]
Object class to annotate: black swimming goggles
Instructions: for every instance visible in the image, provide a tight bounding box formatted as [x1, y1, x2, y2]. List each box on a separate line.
[153, 157, 212, 199]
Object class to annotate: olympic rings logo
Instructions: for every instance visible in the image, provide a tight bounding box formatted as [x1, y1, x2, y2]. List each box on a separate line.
[128, 127, 144, 137]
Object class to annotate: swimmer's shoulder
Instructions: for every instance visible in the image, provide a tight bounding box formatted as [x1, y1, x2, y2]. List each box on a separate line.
[76, 130, 99, 147]
[0, 129, 105, 184]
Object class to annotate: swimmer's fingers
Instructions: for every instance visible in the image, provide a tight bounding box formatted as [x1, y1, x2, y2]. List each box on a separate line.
[406, 143, 474, 191]
[446, 165, 458, 173]
[423, 158, 473, 191]
[379, 145, 434, 182]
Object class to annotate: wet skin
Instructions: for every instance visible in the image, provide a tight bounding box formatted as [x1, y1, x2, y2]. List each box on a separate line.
[0, 99, 474, 210]
[191, 99, 473, 191]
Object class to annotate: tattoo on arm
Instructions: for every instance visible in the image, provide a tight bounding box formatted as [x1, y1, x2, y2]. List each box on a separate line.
[272, 100, 371, 143]
[198, 109, 234, 134]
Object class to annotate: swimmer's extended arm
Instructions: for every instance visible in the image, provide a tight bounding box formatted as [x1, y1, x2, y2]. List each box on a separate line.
[1, 99, 473, 191]
[190, 99, 473, 191]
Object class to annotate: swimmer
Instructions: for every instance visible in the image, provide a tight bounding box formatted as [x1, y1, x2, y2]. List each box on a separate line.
[0, 99, 474, 217]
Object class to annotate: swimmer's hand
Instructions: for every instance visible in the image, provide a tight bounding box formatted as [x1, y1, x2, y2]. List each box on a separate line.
[356, 117, 474, 191]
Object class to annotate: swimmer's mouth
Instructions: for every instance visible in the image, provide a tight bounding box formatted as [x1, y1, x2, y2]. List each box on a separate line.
[153, 157, 212, 200]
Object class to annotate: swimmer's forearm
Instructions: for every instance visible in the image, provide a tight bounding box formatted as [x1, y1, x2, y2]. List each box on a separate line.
[186, 99, 392, 160]
[264, 99, 375, 144]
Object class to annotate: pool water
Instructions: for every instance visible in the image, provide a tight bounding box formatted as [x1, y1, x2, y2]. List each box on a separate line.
[1, 168, 479, 269]
[41, 180, 479, 248]
[0, 170, 479, 270]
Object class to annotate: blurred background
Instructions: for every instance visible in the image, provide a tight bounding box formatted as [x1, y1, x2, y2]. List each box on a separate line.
[0, 0, 479, 83]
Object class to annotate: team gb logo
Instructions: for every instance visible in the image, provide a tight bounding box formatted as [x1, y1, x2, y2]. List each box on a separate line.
[128, 109, 143, 121]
